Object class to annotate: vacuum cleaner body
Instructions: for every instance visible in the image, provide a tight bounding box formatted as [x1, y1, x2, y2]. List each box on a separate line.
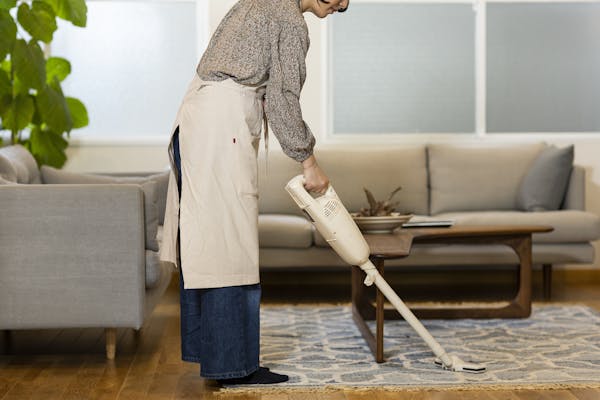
[285, 175, 486, 374]
[285, 175, 370, 266]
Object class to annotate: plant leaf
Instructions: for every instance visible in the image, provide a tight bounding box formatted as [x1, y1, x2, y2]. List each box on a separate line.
[33, 1, 56, 15]
[0, 56, 11, 129]
[386, 186, 402, 202]
[363, 188, 377, 216]
[0, 0, 16, 10]
[36, 81, 72, 133]
[12, 39, 46, 90]
[31, 100, 42, 125]
[17, 2, 57, 44]
[0, 10, 17, 60]
[12, 74, 30, 95]
[0, 93, 11, 118]
[1, 59, 10, 73]
[28, 125, 68, 167]
[65, 96, 87, 129]
[0, 93, 34, 131]
[46, 0, 86, 27]
[3, 57, 30, 96]
[0, 68, 10, 96]
[46, 56, 71, 83]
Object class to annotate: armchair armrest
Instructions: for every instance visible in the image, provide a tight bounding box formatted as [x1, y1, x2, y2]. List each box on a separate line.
[0, 184, 146, 329]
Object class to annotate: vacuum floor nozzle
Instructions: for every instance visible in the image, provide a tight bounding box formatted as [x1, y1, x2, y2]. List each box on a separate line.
[434, 356, 487, 373]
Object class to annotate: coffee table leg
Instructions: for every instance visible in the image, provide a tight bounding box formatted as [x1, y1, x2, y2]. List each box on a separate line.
[352, 265, 378, 359]
[374, 257, 385, 363]
[506, 235, 532, 318]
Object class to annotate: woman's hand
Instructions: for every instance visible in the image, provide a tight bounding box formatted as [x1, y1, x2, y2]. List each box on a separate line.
[302, 155, 330, 194]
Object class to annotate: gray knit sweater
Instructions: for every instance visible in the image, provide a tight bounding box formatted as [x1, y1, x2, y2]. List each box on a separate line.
[197, 0, 315, 162]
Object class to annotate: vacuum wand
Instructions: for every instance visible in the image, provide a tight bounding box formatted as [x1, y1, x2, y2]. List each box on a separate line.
[285, 175, 485, 373]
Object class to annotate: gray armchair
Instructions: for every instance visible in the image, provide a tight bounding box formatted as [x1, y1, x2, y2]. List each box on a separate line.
[0, 145, 172, 359]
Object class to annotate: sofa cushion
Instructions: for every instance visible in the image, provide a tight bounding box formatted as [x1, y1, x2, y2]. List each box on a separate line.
[139, 182, 159, 251]
[0, 153, 17, 183]
[516, 145, 574, 211]
[150, 171, 169, 223]
[258, 214, 313, 248]
[99, 171, 169, 223]
[313, 230, 330, 248]
[318, 146, 429, 215]
[434, 210, 600, 243]
[257, 150, 309, 216]
[257, 145, 429, 216]
[145, 250, 162, 289]
[40, 166, 160, 251]
[0, 144, 41, 183]
[428, 143, 545, 214]
[0, 176, 17, 185]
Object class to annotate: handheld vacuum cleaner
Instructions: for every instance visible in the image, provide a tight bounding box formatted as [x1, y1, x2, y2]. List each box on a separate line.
[285, 175, 486, 373]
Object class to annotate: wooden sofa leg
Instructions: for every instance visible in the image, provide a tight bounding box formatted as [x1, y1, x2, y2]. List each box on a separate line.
[542, 264, 552, 300]
[105, 328, 116, 360]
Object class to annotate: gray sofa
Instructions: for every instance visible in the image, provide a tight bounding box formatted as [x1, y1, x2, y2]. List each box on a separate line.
[3, 141, 599, 359]
[254, 142, 600, 295]
[0, 145, 171, 359]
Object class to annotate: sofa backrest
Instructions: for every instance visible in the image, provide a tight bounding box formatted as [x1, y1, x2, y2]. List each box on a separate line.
[427, 142, 545, 214]
[0, 145, 41, 184]
[257, 145, 429, 216]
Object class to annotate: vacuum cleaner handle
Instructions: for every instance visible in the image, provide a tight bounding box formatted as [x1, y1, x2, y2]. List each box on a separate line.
[285, 174, 336, 209]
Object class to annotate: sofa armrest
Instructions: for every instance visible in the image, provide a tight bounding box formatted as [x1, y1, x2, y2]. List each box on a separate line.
[0, 184, 146, 329]
[88, 170, 169, 224]
[563, 166, 585, 211]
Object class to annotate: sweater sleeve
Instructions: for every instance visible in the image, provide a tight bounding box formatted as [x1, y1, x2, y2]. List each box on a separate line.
[265, 23, 315, 163]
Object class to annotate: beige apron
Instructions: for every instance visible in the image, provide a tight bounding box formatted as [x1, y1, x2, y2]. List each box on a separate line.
[160, 74, 266, 289]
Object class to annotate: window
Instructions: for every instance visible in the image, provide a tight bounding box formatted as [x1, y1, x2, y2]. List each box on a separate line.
[487, 3, 600, 133]
[52, 0, 204, 139]
[330, 0, 600, 136]
[331, 3, 475, 134]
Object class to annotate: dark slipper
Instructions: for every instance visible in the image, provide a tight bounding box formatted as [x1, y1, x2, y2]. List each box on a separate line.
[217, 367, 288, 385]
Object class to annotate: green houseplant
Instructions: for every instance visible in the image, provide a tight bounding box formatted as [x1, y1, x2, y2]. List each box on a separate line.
[0, 0, 88, 167]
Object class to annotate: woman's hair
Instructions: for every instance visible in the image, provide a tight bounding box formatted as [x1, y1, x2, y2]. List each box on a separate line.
[319, 0, 348, 12]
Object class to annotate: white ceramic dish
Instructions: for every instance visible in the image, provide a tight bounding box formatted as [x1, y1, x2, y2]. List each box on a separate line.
[351, 212, 413, 234]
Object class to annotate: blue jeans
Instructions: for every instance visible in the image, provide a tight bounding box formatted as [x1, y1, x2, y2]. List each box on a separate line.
[173, 128, 261, 379]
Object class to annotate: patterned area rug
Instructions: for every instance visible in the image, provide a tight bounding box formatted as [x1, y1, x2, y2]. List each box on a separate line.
[225, 304, 600, 390]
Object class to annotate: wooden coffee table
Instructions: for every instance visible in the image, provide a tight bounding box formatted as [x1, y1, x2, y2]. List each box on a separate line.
[351, 225, 553, 362]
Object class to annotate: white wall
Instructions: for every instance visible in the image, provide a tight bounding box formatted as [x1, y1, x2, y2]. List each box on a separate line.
[63, 0, 600, 269]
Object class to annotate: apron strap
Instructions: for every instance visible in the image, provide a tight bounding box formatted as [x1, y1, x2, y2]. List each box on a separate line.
[262, 99, 269, 178]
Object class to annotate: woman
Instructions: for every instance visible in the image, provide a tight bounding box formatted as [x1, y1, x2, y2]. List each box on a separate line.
[160, 0, 349, 385]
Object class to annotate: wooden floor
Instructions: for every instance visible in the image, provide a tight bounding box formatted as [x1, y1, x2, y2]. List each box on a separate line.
[1, 268, 600, 399]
